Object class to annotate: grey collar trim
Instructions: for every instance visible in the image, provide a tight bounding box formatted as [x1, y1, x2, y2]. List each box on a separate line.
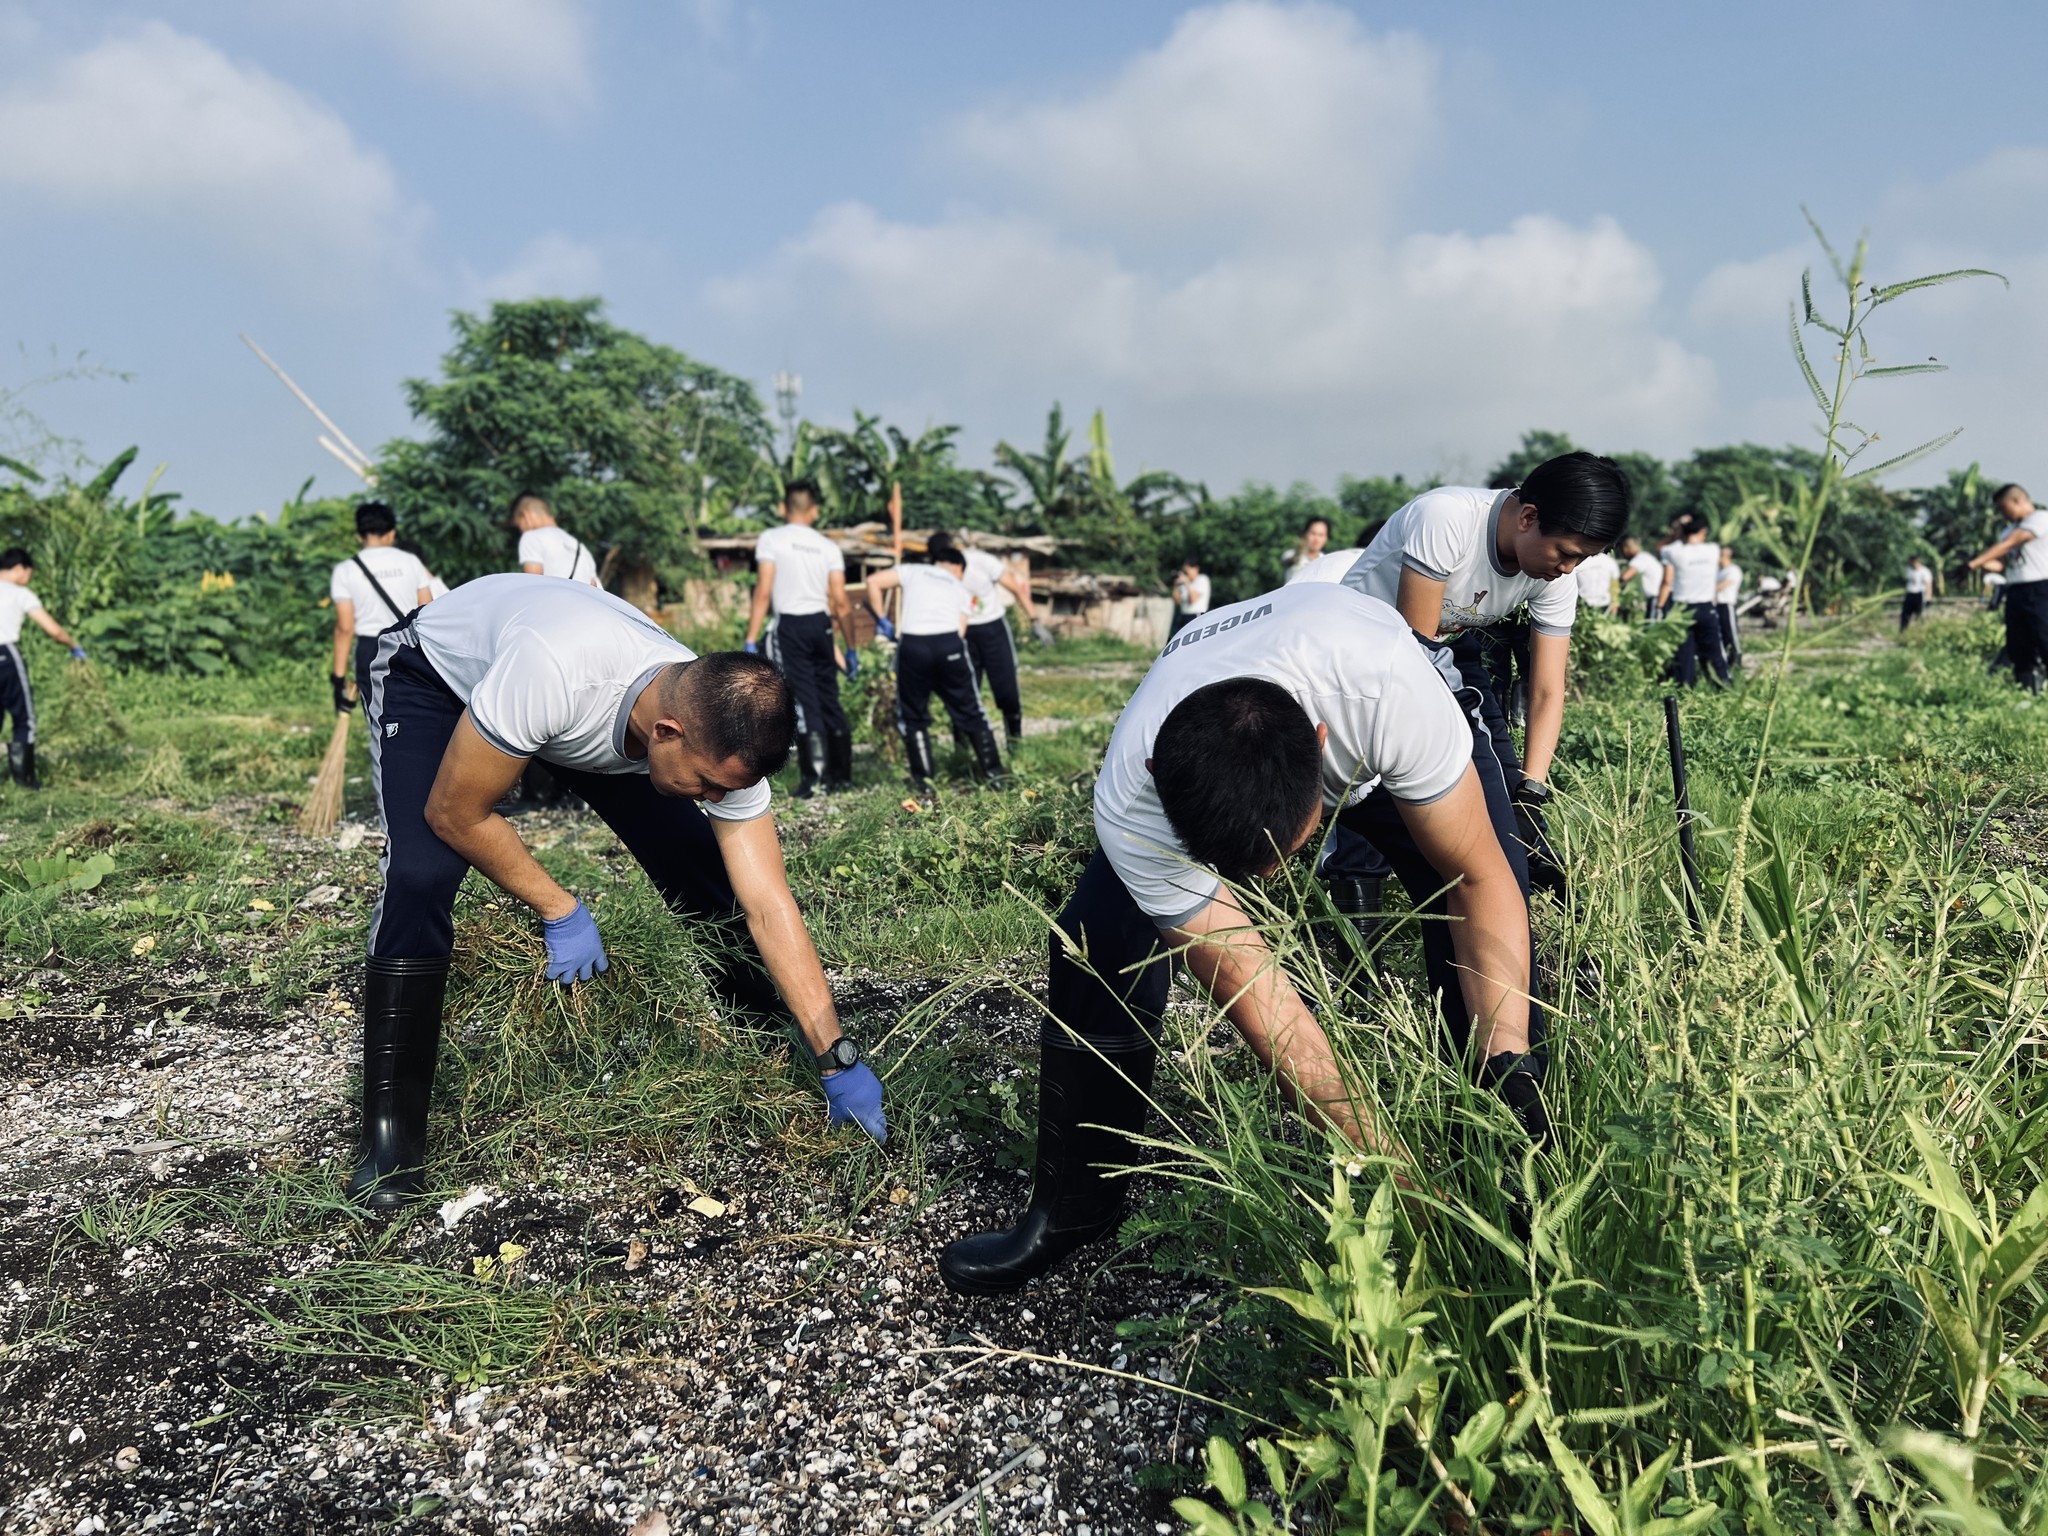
[1485, 488, 1516, 579]
[614, 662, 672, 761]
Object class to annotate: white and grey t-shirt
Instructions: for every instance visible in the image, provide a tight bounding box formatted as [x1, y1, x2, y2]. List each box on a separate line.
[1575, 551, 1620, 609]
[755, 522, 845, 617]
[1627, 550, 1664, 600]
[962, 547, 1012, 626]
[0, 584, 44, 646]
[1175, 573, 1213, 616]
[409, 574, 770, 820]
[1096, 583, 1472, 925]
[1663, 541, 1722, 604]
[2007, 512, 2048, 585]
[1717, 562, 1745, 605]
[331, 547, 433, 636]
[897, 563, 973, 636]
[1340, 486, 1578, 638]
[1905, 564, 1935, 596]
[517, 525, 600, 585]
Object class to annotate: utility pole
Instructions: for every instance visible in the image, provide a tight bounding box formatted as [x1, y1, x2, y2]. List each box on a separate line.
[773, 369, 802, 460]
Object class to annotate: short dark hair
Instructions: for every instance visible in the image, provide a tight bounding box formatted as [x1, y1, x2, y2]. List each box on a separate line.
[509, 489, 550, 520]
[784, 477, 823, 511]
[1674, 513, 1710, 540]
[1301, 515, 1331, 535]
[1518, 452, 1630, 546]
[925, 537, 965, 570]
[0, 547, 30, 571]
[1994, 483, 2030, 505]
[355, 500, 397, 537]
[1152, 678, 1323, 884]
[662, 654, 795, 782]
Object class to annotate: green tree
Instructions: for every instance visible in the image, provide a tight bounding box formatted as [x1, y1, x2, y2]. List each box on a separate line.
[377, 298, 774, 603]
[994, 405, 1172, 574]
[808, 412, 1006, 532]
[1335, 473, 1429, 545]
[1911, 464, 2003, 584]
[1485, 428, 1579, 488]
[1163, 480, 1337, 604]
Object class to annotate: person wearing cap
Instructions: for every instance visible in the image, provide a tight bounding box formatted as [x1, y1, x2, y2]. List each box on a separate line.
[742, 477, 859, 797]
[349, 575, 885, 1210]
[329, 501, 436, 716]
[864, 539, 1006, 789]
[510, 491, 600, 585]
[956, 538, 1048, 755]
[0, 547, 88, 790]
[938, 581, 1543, 1295]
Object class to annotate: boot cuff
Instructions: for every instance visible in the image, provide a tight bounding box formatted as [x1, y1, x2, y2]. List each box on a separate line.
[367, 954, 454, 979]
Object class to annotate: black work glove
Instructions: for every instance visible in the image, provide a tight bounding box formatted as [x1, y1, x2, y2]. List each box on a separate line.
[1510, 777, 1566, 899]
[331, 674, 355, 713]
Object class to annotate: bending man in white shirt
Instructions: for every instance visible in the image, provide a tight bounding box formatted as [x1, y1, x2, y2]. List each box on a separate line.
[939, 583, 1543, 1294]
[351, 576, 884, 1210]
[743, 477, 860, 797]
[865, 539, 1006, 787]
[1968, 483, 2048, 692]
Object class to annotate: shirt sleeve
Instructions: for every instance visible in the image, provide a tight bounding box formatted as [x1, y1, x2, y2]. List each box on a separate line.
[20, 587, 43, 614]
[1529, 575, 1578, 636]
[516, 530, 542, 566]
[1366, 647, 1473, 805]
[464, 642, 573, 759]
[703, 778, 773, 822]
[1398, 491, 1479, 581]
[1096, 783, 1224, 927]
[329, 565, 352, 604]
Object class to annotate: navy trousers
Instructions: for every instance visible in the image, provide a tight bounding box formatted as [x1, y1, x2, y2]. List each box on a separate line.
[965, 617, 1022, 723]
[895, 631, 990, 740]
[363, 629, 780, 1017]
[0, 643, 34, 745]
[766, 612, 846, 737]
[1671, 601, 1730, 687]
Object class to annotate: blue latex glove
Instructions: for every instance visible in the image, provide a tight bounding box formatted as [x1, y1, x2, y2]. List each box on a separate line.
[842, 650, 860, 680]
[873, 614, 896, 641]
[69, 647, 87, 661]
[542, 901, 609, 984]
[743, 639, 760, 655]
[822, 1062, 887, 1143]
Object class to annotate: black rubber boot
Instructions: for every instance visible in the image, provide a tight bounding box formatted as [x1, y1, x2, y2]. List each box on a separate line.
[794, 730, 829, 799]
[8, 741, 39, 791]
[970, 725, 1008, 787]
[1003, 710, 1024, 753]
[1325, 875, 1383, 963]
[347, 956, 449, 1213]
[938, 1032, 1156, 1295]
[824, 729, 854, 792]
[906, 728, 937, 790]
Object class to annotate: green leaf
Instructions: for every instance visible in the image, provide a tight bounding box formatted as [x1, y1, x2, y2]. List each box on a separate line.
[1845, 428, 1965, 484]
[1251, 1439, 1289, 1503]
[1987, 1183, 2048, 1301]
[1903, 1116, 1988, 1244]
[1802, 207, 1848, 285]
[1912, 1265, 1986, 1395]
[1862, 362, 1948, 378]
[1623, 1444, 1680, 1525]
[1205, 1436, 1247, 1509]
[1453, 1402, 1507, 1464]
[1487, 1298, 1537, 1338]
[1639, 1506, 1723, 1536]
[1788, 306, 1833, 413]
[1246, 1285, 1338, 1331]
[1170, 1497, 1240, 1536]
[1537, 1419, 1619, 1536]
[1870, 267, 2007, 304]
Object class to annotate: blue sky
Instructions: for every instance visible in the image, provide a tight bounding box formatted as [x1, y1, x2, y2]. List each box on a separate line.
[4, 0, 2045, 519]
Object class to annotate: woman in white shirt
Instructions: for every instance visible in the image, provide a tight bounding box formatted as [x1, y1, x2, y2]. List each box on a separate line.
[1279, 514, 1334, 584]
[1901, 555, 1934, 632]
[865, 540, 1006, 788]
[1657, 516, 1729, 687]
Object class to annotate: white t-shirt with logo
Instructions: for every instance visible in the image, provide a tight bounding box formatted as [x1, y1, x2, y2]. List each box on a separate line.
[517, 525, 600, 585]
[1340, 486, 1578, 638]
[1627, 550, 1664, 600]
[962, 548, 1012, 626]
[0, 584, 44, 646]
[896, 563, 973, 636]
[1097, 583, 1473, 925]
[1575, 551, 1620, 610]
[755, 522, 844, 617]
[409, 574, 770, 820]
[1717, 562, 1744, 604]
[1663, 541, 1721, 604]
[331, 547, 433, 636]
[1175, 573, 1213, 616]
[2008, 513, 2048, 585]
[1904, 564, 1934, 596]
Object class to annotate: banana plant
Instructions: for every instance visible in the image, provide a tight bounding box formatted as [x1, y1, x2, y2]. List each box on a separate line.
[1891, 1116, 2048, 1447]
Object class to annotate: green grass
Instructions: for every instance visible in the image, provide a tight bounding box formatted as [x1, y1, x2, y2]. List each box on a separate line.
[11, 614, 2048, 1534]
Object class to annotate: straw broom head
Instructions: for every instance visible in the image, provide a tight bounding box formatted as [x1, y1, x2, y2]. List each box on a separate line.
[298, 711, 350, 836]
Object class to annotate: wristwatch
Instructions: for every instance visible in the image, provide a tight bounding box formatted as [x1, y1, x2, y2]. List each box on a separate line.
[814, 1036, 863, 1072]
[1516, 777, 1551, 806]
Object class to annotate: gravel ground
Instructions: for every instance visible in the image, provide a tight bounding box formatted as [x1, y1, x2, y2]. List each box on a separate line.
[0, 808, 1217, 1536]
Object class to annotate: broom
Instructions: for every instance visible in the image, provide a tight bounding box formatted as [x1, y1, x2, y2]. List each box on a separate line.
[299, 696, 352, 836]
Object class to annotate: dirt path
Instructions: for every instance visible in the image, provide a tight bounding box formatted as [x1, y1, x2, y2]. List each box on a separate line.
[0, 807, 1212, 1536]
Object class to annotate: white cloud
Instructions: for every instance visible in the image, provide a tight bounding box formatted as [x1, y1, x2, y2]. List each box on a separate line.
[465, 231, 605, 302]
[0, 22, 423, 291]
[708, 3, 1716, 486]
[356, 0, 594, 118]
[952, 1, 1434, 241]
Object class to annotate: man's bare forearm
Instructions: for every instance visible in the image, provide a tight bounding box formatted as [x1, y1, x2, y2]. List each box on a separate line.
[429, 811, 577, 920]
[1523, 679, 1563, 783]
[1445, 875, 1531, 1059]
[745, 894, 842, 1053]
